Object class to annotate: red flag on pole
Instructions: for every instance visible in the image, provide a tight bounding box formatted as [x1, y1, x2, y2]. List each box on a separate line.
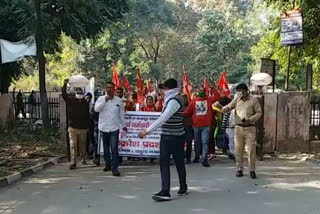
[182, 65, 191, 102]
[204, 78, 209, 96]
[147, 78, 152, 93]
[123, 76, 132, 92]
[112, 62, 119, 89]
[118, 75, 123, 88]
[218, 72, 231, 98]
[137, 68, 144, 105]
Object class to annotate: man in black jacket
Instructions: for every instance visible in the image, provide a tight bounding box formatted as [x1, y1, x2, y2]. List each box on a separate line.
[62, 79, 90, 170]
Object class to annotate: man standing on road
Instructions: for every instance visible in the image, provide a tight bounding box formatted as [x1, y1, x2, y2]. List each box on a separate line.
[184, 86, 220, 167]
[139, 78, 187, 202]
[94, 82, 127, 177]
[84, 92, 95, 160]
[62, 79, 90, 170]
[220, 83, 262, 179]
[182, 94, 193, 164]
[115, 87, 126, 165]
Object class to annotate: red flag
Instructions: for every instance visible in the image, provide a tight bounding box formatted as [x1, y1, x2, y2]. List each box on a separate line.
[118, 75, 123, 88]
[182, 65, 191, 102]
[137, 68, 144, 105]
[211, 87, 221, 99]
[218, 72, 231, 98]
[147, 78, 152, 93]
[123, 76, 132, 92]
[204, 78, 209, 96]
[112, 62, 119, 89]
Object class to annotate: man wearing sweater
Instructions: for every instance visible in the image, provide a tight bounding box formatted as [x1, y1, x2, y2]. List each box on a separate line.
[139, 78, 187, 202]
[184, 87, 221, 167]
[62, 79, 90, 170]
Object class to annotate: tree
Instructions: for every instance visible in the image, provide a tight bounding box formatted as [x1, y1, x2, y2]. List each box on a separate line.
[0, 0, 31, 93]
[0, 0, 128, 126]
[195, 10, 249, 84]
[250, 0, 320, 90]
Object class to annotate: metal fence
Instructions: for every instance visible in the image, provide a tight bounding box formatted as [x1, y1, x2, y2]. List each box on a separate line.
[14, 97, 60, 127]
[310, 94, 320, 140]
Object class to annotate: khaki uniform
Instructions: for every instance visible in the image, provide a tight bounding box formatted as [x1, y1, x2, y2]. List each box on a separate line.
[223, 95, 262, 171]
[68, 127, 88, 164]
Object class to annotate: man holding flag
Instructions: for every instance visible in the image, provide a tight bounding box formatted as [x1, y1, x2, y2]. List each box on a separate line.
[184, 84, 220, 167]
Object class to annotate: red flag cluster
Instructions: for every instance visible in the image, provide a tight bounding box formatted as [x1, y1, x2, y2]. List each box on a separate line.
[112, 62, 133, 92]
[111, 63, 230, 105]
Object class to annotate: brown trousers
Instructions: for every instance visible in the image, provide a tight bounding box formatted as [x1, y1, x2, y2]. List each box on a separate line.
[68, 127, 88, 164]
[234, 126, 256, 171]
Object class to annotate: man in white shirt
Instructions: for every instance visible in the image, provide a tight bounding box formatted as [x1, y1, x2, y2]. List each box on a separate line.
[94, 82, 127, 176]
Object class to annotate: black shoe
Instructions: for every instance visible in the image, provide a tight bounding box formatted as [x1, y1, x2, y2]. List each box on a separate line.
[112, 170, 121, 177]
[202, 160, 210, 167]
[170, 159, 174, 166]
[93, 159, 100, 166]
[177, 185, 188, 196]
[186, 159, 191, 164]
[119, 158, 123, 165]
[103, 165, 111, 172]
[250, 171, 257, 179]
[222, 148, 227, 154]
[228, 153, 235, 160]
[152, 190, 171, 202]
[150, 159, 155, 164]
[69, 164, 76, 170]
[193, 158, 200, 163]
[236, 170, 243, 177]
[82, 161, 88, 165]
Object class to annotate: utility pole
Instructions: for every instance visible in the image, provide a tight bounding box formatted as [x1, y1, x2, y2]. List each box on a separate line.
[285, 45, 291, 91]
[284, 0, 296, 91]
[34, 0, 49, 127]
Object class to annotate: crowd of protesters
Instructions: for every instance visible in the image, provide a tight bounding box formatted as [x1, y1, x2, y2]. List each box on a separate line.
[62, 77, 262, 201]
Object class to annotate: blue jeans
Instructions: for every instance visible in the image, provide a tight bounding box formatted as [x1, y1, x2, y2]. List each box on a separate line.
[216, 130, 228, 150]
[193, 126, 210, 161]
[102, 130, 119, 171]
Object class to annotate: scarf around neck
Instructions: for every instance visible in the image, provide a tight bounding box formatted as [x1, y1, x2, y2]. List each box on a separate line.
[164, 88, 180, 104]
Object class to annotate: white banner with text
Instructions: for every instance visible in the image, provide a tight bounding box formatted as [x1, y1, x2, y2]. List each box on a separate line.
[98, 111, 161, 158]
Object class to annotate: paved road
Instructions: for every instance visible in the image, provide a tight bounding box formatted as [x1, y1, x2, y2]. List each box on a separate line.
[1, 156, 320, 214]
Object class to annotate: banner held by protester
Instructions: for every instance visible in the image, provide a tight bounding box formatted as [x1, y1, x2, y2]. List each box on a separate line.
[98, 111, 161, 157]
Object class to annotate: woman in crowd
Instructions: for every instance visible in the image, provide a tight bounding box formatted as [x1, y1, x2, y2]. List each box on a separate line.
[141, 94, 157, 164]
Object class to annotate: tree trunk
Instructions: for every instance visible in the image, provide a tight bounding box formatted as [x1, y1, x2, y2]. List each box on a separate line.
[0, 64, 10, 94]
[34, 0, 49, 127]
